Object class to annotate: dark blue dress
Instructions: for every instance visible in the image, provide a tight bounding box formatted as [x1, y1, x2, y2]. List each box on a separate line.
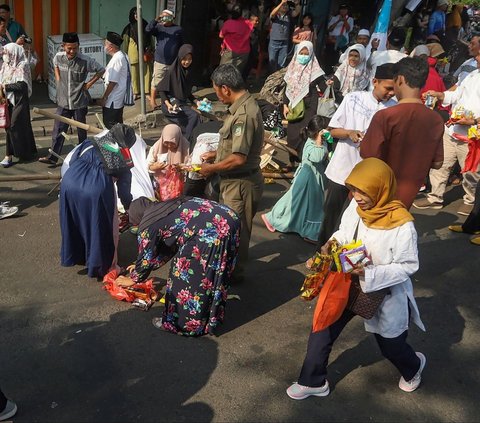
[60, 140, 132, 278]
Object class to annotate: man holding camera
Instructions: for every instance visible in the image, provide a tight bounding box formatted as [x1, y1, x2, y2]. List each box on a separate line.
[0, 4, 27, 44]
[146, 9, 183, 111]
[39, 32, 105, 165]
[268, 0, 300, 72]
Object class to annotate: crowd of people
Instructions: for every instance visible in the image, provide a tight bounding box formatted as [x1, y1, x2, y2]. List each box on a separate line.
[1, 0, 480, 418]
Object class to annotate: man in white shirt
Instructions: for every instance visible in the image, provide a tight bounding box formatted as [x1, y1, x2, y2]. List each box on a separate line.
[315, 63, 397, 247]
[100, 31, 129, 129]
[414, 52, 480, 216]
[368, 28, 407, 89]
[453, 35, 480, 85]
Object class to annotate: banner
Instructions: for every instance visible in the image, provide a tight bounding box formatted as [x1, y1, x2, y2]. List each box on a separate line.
[369, 0, 392, 52]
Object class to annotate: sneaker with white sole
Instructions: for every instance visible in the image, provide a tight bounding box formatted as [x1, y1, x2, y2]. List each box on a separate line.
[412, 198, 443, 210]
[0, 400, 18, 421]
[457, 203, 474, 216]
[286, 380, 330, 400]
[398, 352, 426, 392]
[0, 202, 19, 219]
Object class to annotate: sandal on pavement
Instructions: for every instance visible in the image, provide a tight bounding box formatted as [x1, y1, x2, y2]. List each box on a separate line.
[1, 157, 12, 168]
[261, 214, 276, 233]
[470, 236, 480, 246]
[152, 317, 164, 330]
[448, 225, 480, 235]
[38, 156, 56, 165]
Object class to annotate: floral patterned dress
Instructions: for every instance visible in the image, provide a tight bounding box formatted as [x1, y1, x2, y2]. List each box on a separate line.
[130, 198, 240, 336]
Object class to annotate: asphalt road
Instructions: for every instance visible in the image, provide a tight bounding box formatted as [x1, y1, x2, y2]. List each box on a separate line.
[1, 90, 479, 422]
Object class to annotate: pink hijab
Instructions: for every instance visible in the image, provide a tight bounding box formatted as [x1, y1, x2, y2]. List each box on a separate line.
[151, 124, 190, 165]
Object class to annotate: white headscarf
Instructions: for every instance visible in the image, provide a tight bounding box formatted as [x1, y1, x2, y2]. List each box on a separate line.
[334, 43, 370, 95]
[0, 43, 32, 104]
[284, 41, 325, 109]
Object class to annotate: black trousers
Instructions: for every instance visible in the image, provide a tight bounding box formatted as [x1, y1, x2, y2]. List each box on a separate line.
[316, 179, 350, 250]
[48, 107, 88, 162]
[102, 105, 124, 129]
[0, 387, 7, 410]
[183, 176, 207, 197]
[462, 179, 480, 233]
[161, 103, 200, 141]
[298, 309, 421, 387]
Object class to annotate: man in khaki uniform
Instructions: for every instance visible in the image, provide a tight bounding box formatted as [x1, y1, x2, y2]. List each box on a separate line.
[200, 64, 264, 281]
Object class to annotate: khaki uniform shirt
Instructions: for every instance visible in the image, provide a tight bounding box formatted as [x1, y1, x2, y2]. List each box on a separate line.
[216, 92, 264, 176]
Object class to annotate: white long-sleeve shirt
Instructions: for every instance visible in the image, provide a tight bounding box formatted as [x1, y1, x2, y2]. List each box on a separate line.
[443, 68, 480, 137]
[331, 199, 425, 338]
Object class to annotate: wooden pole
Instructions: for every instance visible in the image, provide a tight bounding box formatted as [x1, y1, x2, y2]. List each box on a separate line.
[33, 107, 103, 134]
[0, 174, 62, 182]
[262, 172, 294, 179]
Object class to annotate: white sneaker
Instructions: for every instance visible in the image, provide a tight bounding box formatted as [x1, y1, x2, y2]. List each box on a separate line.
[286, 380, 330, 400]
[0, 400, 17, 421]
[0, 202, 19, 219]
[399, 352, 426, 392]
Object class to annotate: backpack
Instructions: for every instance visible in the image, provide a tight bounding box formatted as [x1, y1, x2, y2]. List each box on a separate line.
[259, 67, 287, 106]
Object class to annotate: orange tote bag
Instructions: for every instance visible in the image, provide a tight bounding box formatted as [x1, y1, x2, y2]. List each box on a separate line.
[312, 271, 352, 332]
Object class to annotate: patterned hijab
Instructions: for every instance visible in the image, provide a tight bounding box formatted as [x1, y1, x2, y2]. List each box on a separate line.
[345, 158, 414, 230]
[284, 41, 325, 109]
[334, 43, 370, 96]
[0, 43, 32, 103]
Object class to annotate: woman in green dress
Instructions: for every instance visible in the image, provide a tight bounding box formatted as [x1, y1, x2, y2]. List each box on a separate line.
[262, 115, 329, 242]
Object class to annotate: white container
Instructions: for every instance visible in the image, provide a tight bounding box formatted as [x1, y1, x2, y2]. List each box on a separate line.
[47, 33, 106, 102]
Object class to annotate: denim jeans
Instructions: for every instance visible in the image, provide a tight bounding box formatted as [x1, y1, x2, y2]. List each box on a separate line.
[268, 39, 288, 72]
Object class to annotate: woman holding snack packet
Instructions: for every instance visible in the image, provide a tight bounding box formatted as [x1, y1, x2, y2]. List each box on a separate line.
[287, 158, 426, 400]
[157, 44, 200, 140]
[147, 124, 189, 201]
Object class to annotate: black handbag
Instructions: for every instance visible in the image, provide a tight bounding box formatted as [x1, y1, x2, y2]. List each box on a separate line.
[345, 221, 389, 319]
[346, 275, 389, 319]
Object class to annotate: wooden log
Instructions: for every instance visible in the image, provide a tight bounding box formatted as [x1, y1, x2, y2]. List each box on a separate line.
[0, 174, 62, 182]
[264, 137, 298, 157]
[262, 172, 294, 179]
[33, 107, 103, 134]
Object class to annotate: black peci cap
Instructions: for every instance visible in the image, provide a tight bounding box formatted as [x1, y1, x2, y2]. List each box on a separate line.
[62, 32, 79, 44]
[106, 31, 122, 47]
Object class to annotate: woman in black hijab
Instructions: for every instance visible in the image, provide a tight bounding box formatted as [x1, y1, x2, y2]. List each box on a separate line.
[121, 7, 154, 99]
[157, 44, 200, 141]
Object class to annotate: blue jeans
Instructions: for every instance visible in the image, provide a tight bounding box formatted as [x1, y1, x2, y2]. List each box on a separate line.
[268, 39, 288, 72]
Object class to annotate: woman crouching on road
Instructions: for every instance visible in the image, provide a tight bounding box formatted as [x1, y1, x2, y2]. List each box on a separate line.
[287, 158, 427, 400]
[116, 196, 240, 336]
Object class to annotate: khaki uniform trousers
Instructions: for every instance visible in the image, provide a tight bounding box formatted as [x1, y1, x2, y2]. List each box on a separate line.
[220, 172, 264, 274]
[427, 131, 478, 205]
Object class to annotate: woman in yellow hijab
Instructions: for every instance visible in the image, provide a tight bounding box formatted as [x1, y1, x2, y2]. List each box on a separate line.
[287, 158, 426, 401]
[344, 157, 414, 230]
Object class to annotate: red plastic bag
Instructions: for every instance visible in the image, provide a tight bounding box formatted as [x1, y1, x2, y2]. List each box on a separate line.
[157, 166, 184, 201]
[312, 271, 351, 332]
[102, 269, 158, 303]
[0, 102, 10, 129]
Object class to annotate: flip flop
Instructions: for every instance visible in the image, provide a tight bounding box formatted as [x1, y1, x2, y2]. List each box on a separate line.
[38, 157, 56, 165]
[261, 214, 276, 233]
[152, 317, 164, 330]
